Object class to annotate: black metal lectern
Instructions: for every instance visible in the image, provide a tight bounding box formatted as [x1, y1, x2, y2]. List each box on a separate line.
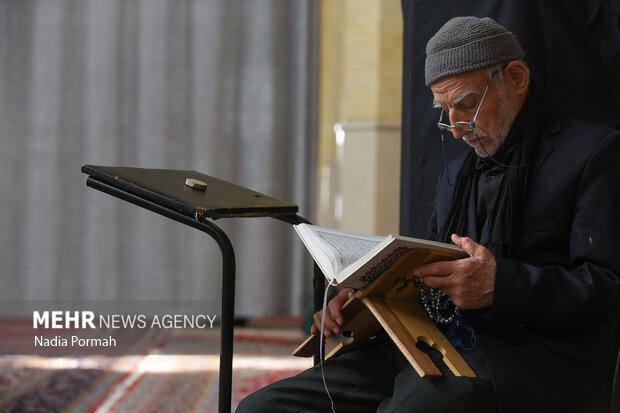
[81, 165, 319, 413]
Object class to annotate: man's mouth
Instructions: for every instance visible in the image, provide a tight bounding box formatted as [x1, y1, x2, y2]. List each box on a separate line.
[464, 134, 481, 146]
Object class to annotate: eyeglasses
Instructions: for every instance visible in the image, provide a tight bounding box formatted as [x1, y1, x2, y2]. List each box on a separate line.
[437, 70, 498, 133]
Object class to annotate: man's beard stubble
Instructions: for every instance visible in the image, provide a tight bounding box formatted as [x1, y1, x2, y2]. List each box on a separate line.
[466, 89, 517, 158]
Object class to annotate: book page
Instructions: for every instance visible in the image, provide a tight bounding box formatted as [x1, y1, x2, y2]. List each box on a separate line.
[316, 230, 382, 276]
[336, 236, 467, 288]
[294, 224, 464, 289]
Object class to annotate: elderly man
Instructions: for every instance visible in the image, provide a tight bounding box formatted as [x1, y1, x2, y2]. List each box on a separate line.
[237, 16, 620, 413]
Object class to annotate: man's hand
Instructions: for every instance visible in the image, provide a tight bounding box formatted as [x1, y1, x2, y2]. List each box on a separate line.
[414, 234, 496, 309]
[310, 288, 354, 337]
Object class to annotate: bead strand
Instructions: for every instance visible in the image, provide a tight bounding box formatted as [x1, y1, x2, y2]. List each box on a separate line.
[418, 277, 460, 324]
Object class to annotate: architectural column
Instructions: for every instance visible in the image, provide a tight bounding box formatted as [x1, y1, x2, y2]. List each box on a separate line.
[317, 0, 403, 236]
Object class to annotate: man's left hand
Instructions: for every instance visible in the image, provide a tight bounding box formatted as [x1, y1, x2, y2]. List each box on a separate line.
[414, 234, 496, 309]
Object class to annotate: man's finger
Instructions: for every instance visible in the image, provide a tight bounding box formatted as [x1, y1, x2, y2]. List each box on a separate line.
[327, 305, 343, 332]
[452, 234, 477, 256]
[415, 260, 457, 277]
[312, 313, 336, 337]
[314, 307, 341, 336]
[422, 274, 453, 289]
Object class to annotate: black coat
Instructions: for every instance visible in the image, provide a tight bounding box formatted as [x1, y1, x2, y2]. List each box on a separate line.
[428, 115, 620, 412]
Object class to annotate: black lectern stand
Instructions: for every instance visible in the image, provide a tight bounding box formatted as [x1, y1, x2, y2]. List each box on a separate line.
[81, 165, 319, 413]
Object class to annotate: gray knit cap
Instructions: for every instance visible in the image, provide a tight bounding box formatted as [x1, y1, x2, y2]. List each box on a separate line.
[425, 17, 525, 86]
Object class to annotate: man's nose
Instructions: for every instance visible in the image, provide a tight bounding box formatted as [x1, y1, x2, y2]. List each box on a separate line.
[450, 127, 467, 140]
[447, 111, 467, 140]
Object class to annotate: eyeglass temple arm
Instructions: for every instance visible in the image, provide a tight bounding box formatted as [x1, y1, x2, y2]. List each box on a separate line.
[472, 70, 498, 127]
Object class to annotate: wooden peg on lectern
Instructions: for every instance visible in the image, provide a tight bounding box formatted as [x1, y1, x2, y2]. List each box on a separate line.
[185, 178, 208, 191]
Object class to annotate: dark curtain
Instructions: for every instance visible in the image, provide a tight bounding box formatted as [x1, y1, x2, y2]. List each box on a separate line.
[400, 0, 620, 237]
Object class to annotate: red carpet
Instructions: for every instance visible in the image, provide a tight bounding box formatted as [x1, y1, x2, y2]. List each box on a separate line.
[0, 321, 312, 412]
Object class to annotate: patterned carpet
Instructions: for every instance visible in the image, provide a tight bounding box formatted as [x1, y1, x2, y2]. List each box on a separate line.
[0, 321, 313, 412]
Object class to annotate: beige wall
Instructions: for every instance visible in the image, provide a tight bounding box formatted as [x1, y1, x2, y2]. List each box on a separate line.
[317, 0, 403, 236]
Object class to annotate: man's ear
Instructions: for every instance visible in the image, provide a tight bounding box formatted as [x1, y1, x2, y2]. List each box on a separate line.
[503, 61, 530, 96]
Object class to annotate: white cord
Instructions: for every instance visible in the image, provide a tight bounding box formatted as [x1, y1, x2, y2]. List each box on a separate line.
[319, 279, 337, 413]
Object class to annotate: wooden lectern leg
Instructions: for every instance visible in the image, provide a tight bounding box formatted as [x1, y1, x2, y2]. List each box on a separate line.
[363, 297, 476, 378]
[292, 295, 382, 358]
[325, 300, 383, 359]
[293, 291, 475, 379]
[363, 297, 441, 377]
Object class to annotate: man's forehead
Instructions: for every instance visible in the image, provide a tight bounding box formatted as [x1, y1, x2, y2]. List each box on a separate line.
[430, 70, 488, 106]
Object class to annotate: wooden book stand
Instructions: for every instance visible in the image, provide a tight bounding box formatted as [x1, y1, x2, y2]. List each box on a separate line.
[293, 249, 476, 378]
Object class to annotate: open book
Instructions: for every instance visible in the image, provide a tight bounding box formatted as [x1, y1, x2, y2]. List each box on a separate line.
[294, 223, 467, 289]
[293, 224, 477, 377]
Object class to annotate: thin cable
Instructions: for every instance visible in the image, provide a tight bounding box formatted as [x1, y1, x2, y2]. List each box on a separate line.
[448, 310, 477, 350]
[440, 129, 455, 187]
[319, 279, 337, 413]
[472, 128, 530, 169]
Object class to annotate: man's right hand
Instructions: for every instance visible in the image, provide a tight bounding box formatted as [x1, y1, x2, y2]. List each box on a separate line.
[310, 288, 354, 337]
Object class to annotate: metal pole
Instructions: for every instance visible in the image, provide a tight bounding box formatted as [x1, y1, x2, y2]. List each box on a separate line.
[86, 178, 235, 413]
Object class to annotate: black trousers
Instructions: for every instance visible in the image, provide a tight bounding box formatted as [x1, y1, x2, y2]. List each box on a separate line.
[236, 332, 497, 413]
